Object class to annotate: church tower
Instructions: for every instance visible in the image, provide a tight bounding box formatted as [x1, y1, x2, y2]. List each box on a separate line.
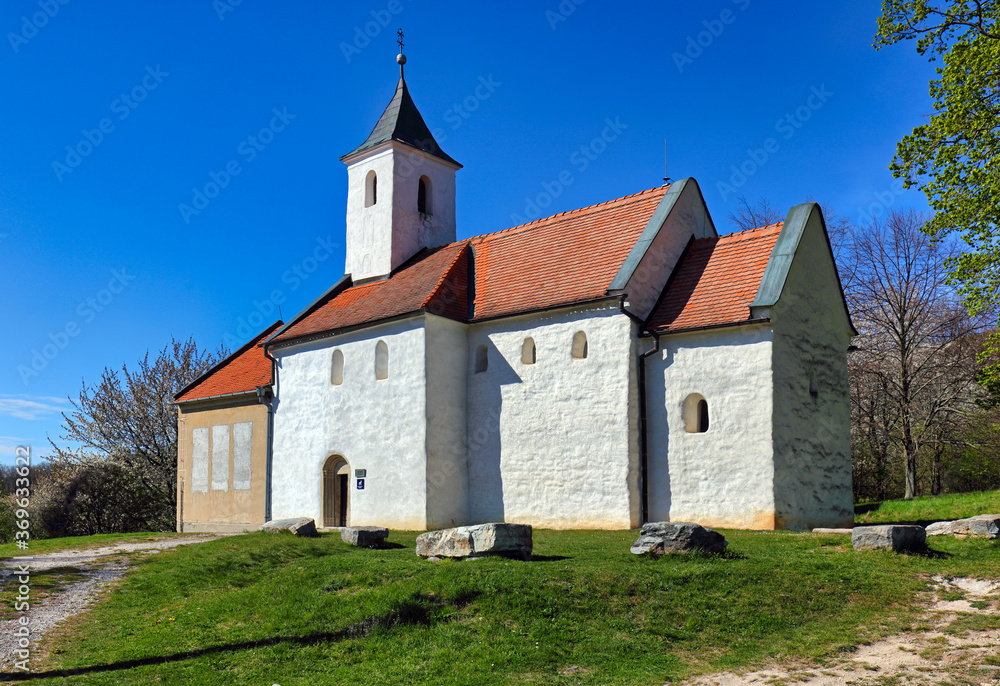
[340, 35, 462, 282]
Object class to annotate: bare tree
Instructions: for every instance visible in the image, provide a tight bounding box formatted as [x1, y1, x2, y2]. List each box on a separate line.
[47, 338, 225, 531]
[727, 195, 782, 231]
[847, 209, 989, 499]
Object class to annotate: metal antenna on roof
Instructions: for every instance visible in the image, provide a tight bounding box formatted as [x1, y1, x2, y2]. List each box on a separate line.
[663, 139, 672, 185]
[396, 28, 406, 79]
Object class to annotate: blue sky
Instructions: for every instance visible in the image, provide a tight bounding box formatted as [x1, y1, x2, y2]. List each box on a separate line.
[0, 1, 934, 463]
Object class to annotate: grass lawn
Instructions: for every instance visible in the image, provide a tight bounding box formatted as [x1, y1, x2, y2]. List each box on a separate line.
[10, 528, 1000, 685]
[855, 489, 1000, 525]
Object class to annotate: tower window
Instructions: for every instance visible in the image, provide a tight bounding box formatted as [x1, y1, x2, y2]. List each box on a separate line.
[571, 331, 588, 359]
[375, 340, 388, 380]
[418, 176, 432, 214]
[365, 170, 377, 207]
[521, 338, 536, 365]
[683, 394, 709, 433]
[475, 344, 488, 373]
[331, 349, 344, 386]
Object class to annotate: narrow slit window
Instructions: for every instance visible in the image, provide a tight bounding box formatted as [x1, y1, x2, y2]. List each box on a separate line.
[475, 344, 488, 373]
[683, 394, 709, 433]
[522, 338, 536, 365]
[375, 340, 388, 380]
[365, 170, 377, 207]
[331, 349, 344, 386]
[571, 331, 588, 359]
[417, 176, 432, 214]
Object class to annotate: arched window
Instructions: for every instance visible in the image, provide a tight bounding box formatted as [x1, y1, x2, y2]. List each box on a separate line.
[417, 176, 432, 214]
[365, 170, 377, 207]
[521, 337, 536, 365]
[475, 344, 488, 373]
[683, 394, 709, 433]
[375, 340, 388, 380]
[331, 349, 344, 386]
[571, 331, 588, 359]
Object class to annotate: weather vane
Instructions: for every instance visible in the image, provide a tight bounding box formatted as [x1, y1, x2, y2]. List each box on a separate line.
[396, 28, 406, 78]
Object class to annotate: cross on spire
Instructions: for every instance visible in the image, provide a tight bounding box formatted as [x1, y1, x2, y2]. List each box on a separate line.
[396, 28, 406, 78]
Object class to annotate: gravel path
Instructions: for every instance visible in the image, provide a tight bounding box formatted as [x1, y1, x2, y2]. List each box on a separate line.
[0, 536, 223, 670]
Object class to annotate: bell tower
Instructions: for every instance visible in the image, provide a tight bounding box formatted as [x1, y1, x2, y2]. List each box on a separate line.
[340, 31, 462, 282]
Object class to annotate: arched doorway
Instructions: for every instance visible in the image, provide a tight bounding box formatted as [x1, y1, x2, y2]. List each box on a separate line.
[322, 456, 350, 527]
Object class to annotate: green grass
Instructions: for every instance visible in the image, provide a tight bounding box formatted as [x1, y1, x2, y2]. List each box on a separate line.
[0, 532, 184, 561]
[855, 490, 1000, 525]
[10, 529, 1000, 685]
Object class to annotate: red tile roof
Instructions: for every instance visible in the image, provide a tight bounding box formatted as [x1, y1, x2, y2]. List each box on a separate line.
[272, 242, 470, 343]
[470, 186, 669, 319]
[174, 321, 282, 403]
[646, 224, 782, 333]
[271, 186, 670, 344]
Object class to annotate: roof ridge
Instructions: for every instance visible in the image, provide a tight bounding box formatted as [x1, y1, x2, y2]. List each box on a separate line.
[461, 185, 669, 245]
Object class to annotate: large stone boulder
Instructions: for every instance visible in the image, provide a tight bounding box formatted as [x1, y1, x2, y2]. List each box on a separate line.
[415, 523, 532, 560]
[925, 520, 956, 536]
[630, 522, 728, 555]
[341, 526, 389, 547]
[260, 517, 318, 537]
[951, 514, 1000, 539]
[851, 525, 925, 552]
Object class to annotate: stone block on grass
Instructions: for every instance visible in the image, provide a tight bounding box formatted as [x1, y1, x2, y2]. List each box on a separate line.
[341, 526, 389, 547]
[951, 515, 1000, 539]
[415, 523, 532, 560]
[260, 517, 318, 537]
[851, 525, 925, 552]
[630, 522, 728, 555]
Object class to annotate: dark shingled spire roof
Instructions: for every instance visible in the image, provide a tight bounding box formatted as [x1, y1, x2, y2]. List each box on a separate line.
[342, 77, 461, 167]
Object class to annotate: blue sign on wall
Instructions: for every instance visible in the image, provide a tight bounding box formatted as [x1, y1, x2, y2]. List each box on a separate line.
[357, 478, 365, 490]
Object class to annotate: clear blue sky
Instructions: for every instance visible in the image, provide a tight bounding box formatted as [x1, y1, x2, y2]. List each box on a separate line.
[0, 1, 934, 463]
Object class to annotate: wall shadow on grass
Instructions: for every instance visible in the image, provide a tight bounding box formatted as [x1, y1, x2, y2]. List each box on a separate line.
[0, 598, 460, 682]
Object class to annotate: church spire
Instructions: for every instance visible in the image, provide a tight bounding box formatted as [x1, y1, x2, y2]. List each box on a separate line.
[340, 33, 460, 168]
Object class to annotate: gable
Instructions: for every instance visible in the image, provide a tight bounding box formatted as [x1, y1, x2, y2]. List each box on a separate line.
[609, 178, 717, 320]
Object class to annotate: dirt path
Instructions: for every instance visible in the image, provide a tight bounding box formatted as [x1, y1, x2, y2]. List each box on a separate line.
[0, 536, 224, 669]
[676, 576, 1000, 686]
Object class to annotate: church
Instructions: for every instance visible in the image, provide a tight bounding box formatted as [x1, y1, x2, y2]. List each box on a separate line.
[173, 49, 856, 533]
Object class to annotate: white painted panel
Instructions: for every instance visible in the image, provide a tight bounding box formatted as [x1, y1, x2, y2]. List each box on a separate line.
[232, 422, 253, 490]
[211, 424, 230, 492]
[191, 427, 209, 493]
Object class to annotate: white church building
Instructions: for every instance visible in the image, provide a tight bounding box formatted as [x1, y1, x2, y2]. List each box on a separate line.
[173, 57, 856, 533]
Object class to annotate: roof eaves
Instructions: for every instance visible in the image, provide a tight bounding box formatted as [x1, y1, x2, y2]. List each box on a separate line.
[265, 275, 353, 345]
[266, 310, 427, 351]
[653, 316, 772, 336]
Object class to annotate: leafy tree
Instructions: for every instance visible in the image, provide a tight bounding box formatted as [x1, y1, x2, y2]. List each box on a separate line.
[874, 2, 1000, 316]
[46, 338, 225, 533]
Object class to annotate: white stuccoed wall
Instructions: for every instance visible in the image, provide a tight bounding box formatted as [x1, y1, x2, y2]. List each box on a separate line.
[770, 214, 855, 529]
[270, 318, 432, 529]
[466, 305, 640, 529]
[424, 314, 470, 528]
[647, 325, 777, 529]
[344, 143, 457, 281]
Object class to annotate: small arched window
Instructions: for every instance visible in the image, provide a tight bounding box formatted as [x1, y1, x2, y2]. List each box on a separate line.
[683, 394, 709, 433]
[521, 338, 536, 365]
[417, 176, 432, 214]
[571, 331, 588, 359]
[331, 349, 344, 386]
[375, 340, 388, 380]
[475, 344, 488, 373]
[365, 170, 377, 207]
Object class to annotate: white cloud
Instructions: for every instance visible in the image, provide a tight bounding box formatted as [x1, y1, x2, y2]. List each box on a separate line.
[0, 394, 71, 421]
